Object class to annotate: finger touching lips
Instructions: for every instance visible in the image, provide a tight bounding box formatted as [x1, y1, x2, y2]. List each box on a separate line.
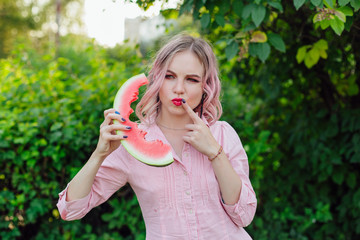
[181, 98, 201, 123]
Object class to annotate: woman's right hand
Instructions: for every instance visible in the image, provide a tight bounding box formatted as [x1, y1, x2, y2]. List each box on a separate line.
[94, 109, 131, 158]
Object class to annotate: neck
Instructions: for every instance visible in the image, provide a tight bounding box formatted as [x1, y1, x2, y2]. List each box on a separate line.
[156, 111, 193, 130]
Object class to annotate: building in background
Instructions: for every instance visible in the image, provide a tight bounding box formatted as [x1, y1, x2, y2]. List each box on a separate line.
[124, 15, 166, 45]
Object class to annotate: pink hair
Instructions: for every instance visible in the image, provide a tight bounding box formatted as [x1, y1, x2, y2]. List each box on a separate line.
[135, 34, 222, 126]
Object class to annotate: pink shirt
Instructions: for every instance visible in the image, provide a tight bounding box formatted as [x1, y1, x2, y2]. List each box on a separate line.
[57, 120, 257, 239]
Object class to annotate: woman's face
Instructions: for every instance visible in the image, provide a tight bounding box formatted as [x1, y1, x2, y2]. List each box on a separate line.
[158, 50, 204, 119]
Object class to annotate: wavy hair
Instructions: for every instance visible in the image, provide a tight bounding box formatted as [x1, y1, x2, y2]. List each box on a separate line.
[135, 34, 222, 126]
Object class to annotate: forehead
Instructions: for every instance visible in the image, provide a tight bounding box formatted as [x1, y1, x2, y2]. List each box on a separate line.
[167, 50, 204, 77]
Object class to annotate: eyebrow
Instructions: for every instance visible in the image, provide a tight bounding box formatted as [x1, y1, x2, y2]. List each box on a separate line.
[166, 70, 202, 79]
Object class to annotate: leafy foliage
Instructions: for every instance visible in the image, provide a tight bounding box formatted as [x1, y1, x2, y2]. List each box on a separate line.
[1, 0, 360, 239]
[154, 0, 360, 239]
[0, 36, 145, 239]
[174, 0, 359, 63]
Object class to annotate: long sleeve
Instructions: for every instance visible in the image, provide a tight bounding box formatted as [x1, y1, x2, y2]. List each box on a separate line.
[56, 146, 131, 221]
[219, 121, 257, 227]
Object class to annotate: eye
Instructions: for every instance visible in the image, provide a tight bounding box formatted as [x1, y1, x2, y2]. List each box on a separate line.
[187, 78, 200, 83]
[165, 74, 174, 79]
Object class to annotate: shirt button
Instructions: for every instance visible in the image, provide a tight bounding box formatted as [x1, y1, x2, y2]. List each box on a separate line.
[189, 209, 193, 214]
[185, 190, 190, 195]
[183, 171, 187, 176]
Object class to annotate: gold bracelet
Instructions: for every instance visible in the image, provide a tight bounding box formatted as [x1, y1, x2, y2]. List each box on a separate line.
[208, 146, 223, 161]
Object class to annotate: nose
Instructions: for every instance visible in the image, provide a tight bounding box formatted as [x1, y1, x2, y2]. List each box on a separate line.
[173, 78, 185, 94]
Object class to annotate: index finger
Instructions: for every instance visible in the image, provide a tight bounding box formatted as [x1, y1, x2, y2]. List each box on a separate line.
[181, 99, 202, 124]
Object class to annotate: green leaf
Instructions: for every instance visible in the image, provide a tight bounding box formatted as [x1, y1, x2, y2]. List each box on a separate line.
[161, 9, 179, 19]
[314, 39, 328, 50]
[258, 43, 271, 62]
[200, 13, 211, 29]
[311, 0, 323, 6]
[215, 14, 225, 27]
[350, 0, 360, 11]
[313, 13, 321, 23]
[346, 173, 356, 189]
[294, 0, 306, 10]
[193, 0, 203, 19]
[233, 1, 244, 17]
[268, 33, 286, 52]
[225, 40, 239, 61]
[304, 48, 320, 68]
[319, 49, 328, 58]
[338, 6, 354, 16]
[324, 0, 335, 8]
[268, 1, 284, 12]
[347, 81, 359, 96]
[334, 10, 346, 22]
[339, 0, 351, 6]
[296, 45, 311, 63]
[330, 17, 345, 35]
[320, 19, 331, 29]
[249, 42, 271, 62]
[242, 4, 256, 19]
[179, 0, 193, 16]
[354, 189, 360, 206]
[252, 5, 266, 27]
[244, 22, 257, 32]
[219, 1, 231, 15]
[309, 47, 320, 60]
[332, 169, 344, 184]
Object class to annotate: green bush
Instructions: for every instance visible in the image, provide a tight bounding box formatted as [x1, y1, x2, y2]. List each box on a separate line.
[0, 37, 146, 239]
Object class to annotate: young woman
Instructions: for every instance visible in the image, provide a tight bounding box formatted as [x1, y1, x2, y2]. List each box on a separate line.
[57, 34, 257, 239]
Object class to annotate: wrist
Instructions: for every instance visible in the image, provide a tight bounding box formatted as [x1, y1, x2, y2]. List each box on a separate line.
[92, 149, 108, 162]
[208, 145, 223, 161]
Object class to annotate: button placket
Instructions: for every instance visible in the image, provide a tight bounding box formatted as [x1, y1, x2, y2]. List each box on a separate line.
[182, 168, 197, 240]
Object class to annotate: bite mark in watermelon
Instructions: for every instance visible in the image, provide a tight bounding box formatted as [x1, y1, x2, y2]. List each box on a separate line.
[113, 73, 174, 167]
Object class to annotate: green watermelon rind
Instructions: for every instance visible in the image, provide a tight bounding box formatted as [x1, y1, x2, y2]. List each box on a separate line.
[122, 140, 174, 167]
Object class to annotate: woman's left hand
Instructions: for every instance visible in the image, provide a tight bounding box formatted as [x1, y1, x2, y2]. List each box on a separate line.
[182, 100, 220, 158]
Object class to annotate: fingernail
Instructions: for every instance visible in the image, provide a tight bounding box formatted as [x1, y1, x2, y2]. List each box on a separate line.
[126, 126, 132, 130]
[115, 111, 120, 115]
[123, 135, 128, 138]
[121, 118, 126, 122]
[182, 98, 186, 103]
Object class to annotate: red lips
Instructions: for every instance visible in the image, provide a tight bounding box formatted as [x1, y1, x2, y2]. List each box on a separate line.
[172, 98, 183, 106]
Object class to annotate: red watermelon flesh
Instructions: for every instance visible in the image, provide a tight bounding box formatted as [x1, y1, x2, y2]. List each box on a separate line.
[113, 73, 174, 167]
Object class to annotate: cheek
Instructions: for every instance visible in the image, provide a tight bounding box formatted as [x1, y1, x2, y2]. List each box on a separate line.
[188, 88, 204, 108]
[158, 85, 168, 102]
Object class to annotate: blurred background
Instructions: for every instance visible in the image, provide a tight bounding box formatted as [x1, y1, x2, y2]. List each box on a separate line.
[1, 0, 359, 239]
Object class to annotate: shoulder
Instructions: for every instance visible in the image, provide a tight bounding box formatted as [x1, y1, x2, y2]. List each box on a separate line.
[209, 120, 237, 134]
[210, 120, 243, 145]
[210, 122, 247, 162]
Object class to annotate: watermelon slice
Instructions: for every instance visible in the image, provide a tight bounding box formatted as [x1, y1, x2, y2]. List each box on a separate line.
[113, 73, 174, 167]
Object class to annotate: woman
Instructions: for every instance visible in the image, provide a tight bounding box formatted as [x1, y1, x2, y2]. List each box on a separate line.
[57, 34, 257, 239]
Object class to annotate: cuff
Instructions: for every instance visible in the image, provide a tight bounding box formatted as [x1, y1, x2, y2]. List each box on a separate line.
[56, 184, 91, 220]
[221, 181, 256, 227]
